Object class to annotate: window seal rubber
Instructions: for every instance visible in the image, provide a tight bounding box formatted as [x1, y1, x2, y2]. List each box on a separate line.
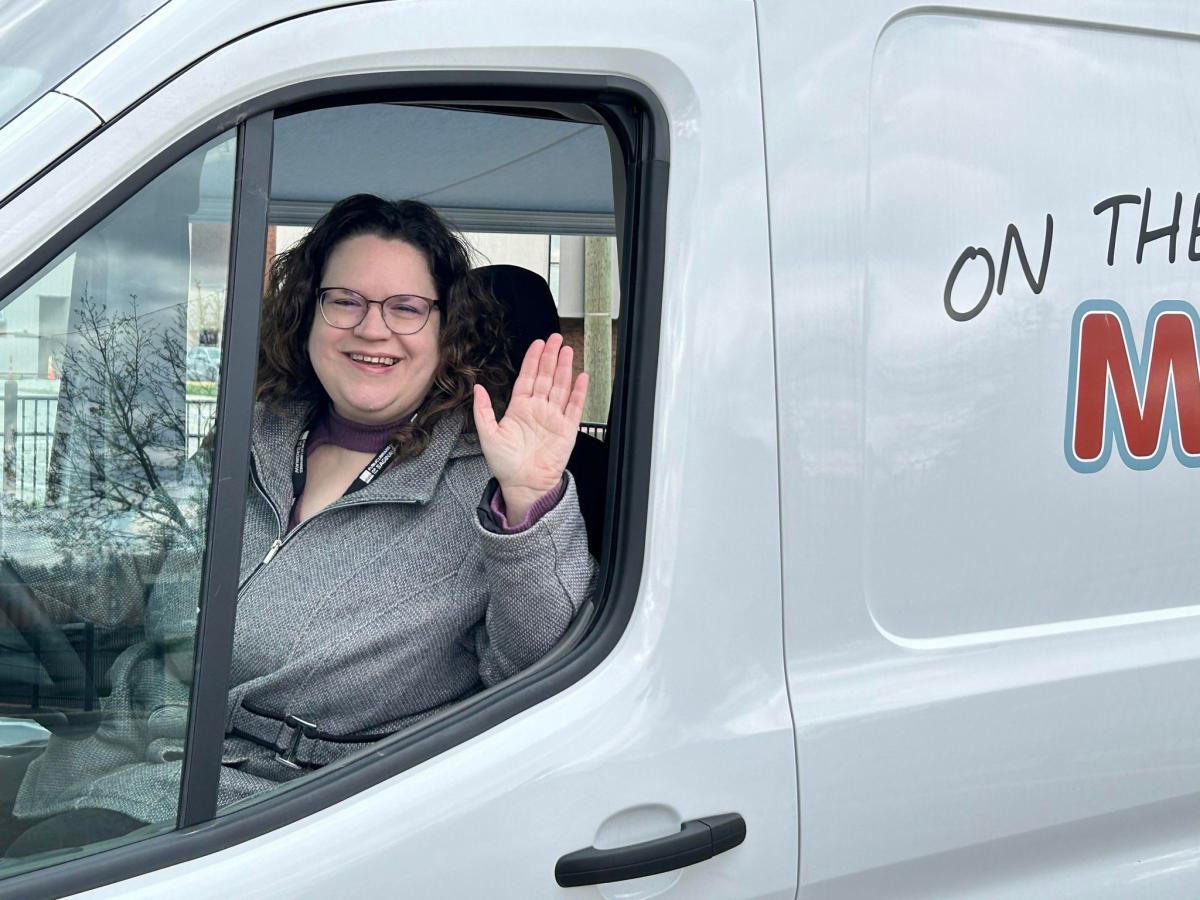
[0, 70, 668, 900]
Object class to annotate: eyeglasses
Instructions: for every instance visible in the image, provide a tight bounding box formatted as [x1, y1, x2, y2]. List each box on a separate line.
[317, 287, 439, 335]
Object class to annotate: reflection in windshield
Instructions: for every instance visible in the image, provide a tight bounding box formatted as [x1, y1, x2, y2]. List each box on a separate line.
[0, 0, 169, 130]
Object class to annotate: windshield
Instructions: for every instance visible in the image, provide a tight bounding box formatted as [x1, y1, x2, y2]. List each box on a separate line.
[0, 0, 170, 129]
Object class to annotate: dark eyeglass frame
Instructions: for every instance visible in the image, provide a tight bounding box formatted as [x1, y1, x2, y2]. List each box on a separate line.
[316, 286, 440, 335]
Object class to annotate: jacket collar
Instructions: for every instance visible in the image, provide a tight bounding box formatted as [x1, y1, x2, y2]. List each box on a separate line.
[251, 400, 480, 513]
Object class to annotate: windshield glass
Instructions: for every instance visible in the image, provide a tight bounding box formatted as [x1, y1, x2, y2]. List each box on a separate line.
[0, 0, 169, 129]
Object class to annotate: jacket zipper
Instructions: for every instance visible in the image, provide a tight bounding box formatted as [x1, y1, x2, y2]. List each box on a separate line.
[239, 457, 414, 594]
[238, 459, 285, 592]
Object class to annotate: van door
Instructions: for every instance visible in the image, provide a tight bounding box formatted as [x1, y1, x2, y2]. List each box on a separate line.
[762, 2, 1200, 897]
[0, 2, 797, 897]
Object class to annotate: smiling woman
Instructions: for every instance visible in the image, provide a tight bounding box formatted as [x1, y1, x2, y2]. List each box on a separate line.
[309, 237, 445, 425]
[258, 196, 513, 459]
[226, 192, 596, 783]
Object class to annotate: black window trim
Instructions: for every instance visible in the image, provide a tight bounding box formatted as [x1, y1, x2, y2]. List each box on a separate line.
[176, 109, 275, 829]
[0, 70, 667, 900]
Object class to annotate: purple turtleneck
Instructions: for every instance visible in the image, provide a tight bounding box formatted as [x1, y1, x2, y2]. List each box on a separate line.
[288, 406, 565, 533]
[288, 408, 402, 530]
[309, 406, 400, 455]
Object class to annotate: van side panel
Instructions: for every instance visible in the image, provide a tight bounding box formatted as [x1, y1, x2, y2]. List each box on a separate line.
[762, 2, 1200, 897]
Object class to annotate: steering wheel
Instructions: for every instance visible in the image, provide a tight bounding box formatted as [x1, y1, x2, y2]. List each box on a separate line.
[0, 559, 91, 732]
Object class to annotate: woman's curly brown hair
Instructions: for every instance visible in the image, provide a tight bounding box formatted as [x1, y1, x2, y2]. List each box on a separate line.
[257, 194, 511, 461]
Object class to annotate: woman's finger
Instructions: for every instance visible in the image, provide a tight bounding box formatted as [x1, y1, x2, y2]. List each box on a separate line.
[512, 339, 544, 398]
[532, 333, 562, 399]
[473, 384, 499, 439]
[548, 344, 574, 411]
[564, 371, 589, 428]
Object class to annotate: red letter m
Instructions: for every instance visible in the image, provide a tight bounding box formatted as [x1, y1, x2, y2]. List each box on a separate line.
[1070, 302, 1200, 469]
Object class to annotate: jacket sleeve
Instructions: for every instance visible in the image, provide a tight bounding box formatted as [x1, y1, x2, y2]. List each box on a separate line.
[471, 471, 596, 686]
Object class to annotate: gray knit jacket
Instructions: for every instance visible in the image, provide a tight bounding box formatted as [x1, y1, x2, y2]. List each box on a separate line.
[11, 401, 595, 823]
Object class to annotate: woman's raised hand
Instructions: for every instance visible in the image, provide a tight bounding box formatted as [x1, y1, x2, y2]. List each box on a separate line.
[473, 334, 589, 524]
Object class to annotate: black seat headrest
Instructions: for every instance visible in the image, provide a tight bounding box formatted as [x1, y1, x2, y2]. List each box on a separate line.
[476, 264, 561, 369]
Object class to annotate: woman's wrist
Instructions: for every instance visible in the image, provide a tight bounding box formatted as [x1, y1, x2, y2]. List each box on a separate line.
[496, 477, 564, 527]
[497, 486, 547, 525]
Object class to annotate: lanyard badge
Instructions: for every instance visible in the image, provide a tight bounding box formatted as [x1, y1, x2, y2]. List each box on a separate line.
[291, 427, 398, 502]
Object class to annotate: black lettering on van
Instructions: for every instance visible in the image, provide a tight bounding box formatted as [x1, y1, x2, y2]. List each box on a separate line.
[944, 246, 994, 322]
[1188, 193, 1200, 262]
[1137, 188, 1183, 263]
[997, 214, 1054, 297]
[1093, 193, 1141, 266]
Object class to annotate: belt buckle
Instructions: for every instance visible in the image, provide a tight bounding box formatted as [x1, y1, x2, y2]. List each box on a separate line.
[275, 713, 316, 770]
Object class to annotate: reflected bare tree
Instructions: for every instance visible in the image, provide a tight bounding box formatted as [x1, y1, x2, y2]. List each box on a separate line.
[16, 292, 207, 560]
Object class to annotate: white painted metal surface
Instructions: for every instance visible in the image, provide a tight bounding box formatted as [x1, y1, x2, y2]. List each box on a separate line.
[55, 0, 380, 122]
[759, 1, 1200, 897]
[0, 93, 99, 202]
[0, 1, 795, 897]
[0, 0, 166, 129]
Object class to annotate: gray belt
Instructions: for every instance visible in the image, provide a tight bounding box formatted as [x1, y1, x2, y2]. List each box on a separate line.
[230, 701, 395, 770]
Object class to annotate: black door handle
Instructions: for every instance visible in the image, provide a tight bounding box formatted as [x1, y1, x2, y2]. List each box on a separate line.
[555, 813, 746, 887]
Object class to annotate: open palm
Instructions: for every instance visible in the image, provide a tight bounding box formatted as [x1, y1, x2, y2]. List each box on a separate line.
[473, 334, 589, 521]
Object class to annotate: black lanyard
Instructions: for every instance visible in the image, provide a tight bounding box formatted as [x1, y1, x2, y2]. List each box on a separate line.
[291, 426, 399, 503]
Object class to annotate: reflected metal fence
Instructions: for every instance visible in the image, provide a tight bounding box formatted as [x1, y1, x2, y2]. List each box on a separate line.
[186, 397, 217, 457]
[0, 392, 220, 505]
[6, 395, 56, 502]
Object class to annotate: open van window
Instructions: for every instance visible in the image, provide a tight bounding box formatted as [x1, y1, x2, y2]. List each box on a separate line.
[210, 100, 624, 813]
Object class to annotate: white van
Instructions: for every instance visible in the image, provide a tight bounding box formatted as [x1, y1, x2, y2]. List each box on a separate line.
[0, 0, 1197, 897]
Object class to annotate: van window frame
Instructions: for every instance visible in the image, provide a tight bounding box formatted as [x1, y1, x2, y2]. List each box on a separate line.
[0, 70, 667, 899]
